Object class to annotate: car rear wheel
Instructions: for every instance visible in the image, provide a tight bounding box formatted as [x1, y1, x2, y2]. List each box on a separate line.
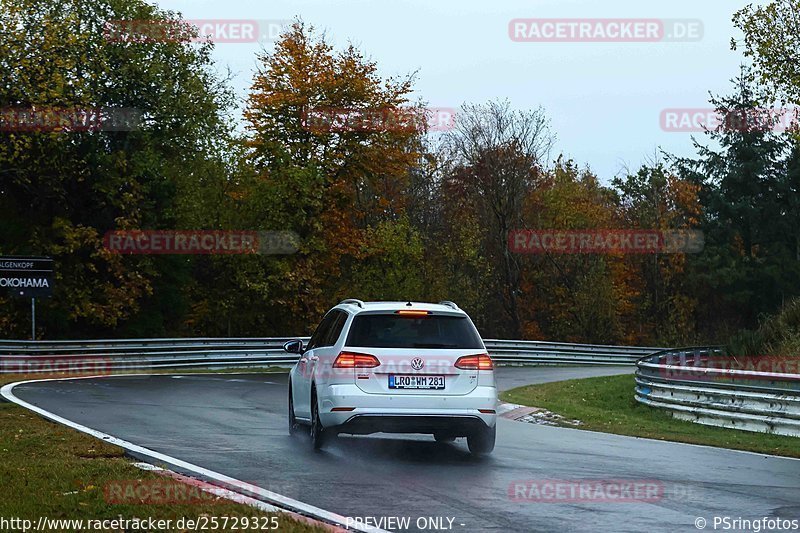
[310, 387, 328, 450]
[434, 432, 456, 443]
[467, 425, 495, 455]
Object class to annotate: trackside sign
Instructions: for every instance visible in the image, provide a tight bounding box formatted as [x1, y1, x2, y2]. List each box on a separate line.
[0, 256, 54, 297]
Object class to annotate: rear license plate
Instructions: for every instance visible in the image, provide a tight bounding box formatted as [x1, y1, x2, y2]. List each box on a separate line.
[388, 375, 445, 390]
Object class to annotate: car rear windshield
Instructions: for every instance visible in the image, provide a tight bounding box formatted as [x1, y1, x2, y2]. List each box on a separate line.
[345, 313, 483, 349]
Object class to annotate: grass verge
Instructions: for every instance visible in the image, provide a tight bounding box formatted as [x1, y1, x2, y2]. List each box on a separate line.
[0, 372, 320, 532]
[501, 374, 800, 459]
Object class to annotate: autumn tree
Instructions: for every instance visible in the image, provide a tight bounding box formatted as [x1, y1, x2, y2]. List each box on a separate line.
[612, 164, 702, 344]
[733, 0, 800, 109]
[438, 100, 553, 337]
[0, 0, 235, 337]
[518, 158, 631, 343]
[243, 21, 427, 332]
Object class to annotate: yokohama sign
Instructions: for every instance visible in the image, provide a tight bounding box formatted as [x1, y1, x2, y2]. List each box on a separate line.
[0, 256, 53, 297]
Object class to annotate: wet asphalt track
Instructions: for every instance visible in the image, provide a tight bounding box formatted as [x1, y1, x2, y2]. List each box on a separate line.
[9, 367, 800, 533]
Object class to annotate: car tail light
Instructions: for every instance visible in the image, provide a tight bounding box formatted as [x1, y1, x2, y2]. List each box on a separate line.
[455, 353, 494, 370]
[333, 351, 380, 368]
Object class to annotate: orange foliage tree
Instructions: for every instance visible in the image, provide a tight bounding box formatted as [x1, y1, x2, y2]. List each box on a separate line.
[243, 21, 426, 331]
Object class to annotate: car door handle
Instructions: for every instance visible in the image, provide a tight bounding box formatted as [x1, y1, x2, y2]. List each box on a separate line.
[310, 355, 319, 361]
[299, 357, 308, 363]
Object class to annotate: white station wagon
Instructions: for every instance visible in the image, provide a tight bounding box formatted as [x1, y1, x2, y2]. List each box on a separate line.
[284, 300, 497, 455]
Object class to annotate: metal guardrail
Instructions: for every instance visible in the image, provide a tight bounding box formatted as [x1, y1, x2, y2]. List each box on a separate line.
[635, 347, 800, 437]
[0, 338, 305, 372]
[0, 337, 660, 373]
[484, 339, 660, 365]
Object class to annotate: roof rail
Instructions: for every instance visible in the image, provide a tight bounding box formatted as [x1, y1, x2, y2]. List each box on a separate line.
[438, 300, 459, 310]
[339, 299, 365, 308]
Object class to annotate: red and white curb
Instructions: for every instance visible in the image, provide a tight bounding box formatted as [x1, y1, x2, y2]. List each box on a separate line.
[497, 402, 583, 426]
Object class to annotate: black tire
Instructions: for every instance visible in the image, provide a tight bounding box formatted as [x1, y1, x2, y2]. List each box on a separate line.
[467, 425, 496, 456]
[434, 432, 456, 443]
[288, 384, 299, 436]
[310, 387, 327, 450]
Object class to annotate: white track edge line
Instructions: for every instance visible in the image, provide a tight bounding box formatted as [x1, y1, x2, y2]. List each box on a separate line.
[1, 375, 388, 533]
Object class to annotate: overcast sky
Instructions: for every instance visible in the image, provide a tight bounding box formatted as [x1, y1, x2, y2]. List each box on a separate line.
[155, 0, 764, 180]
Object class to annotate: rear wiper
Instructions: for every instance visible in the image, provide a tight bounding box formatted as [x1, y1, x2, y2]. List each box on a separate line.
[411, 343, 459, 348]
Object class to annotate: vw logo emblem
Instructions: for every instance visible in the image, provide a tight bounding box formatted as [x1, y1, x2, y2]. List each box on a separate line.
[411, 357, 424, 370]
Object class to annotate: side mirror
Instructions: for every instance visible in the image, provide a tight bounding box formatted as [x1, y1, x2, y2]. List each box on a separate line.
[283, 339, 304, 354]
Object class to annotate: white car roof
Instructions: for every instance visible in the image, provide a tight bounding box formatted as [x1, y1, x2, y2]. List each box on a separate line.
[335, 300, 464, 314]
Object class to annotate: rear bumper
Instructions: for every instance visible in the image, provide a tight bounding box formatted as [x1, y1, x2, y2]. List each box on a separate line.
[318, 384, 497, 434]
[334, 414, 492, 436]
